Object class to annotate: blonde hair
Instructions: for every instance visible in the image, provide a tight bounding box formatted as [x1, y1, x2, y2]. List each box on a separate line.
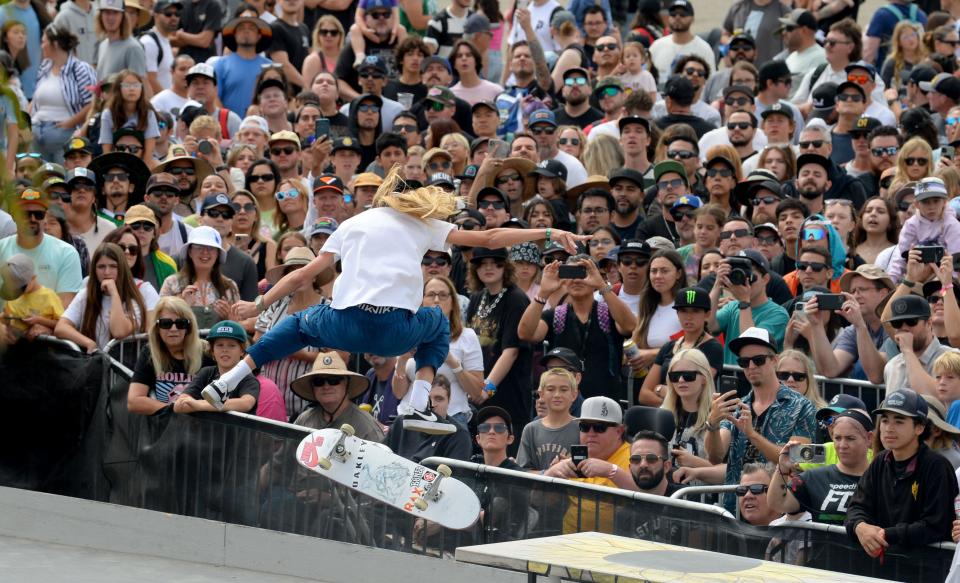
[936, 166, 960, 198]
[274, 179, 309, 233]
[373, 166, 460, 220]
[777, 349, 827, 409]
[661, 348, 714, 433]
[149, 296, 205, 377]
[934, 351, 960, 377]
[231, 189, 269, 244]
[583, 134, 625, 176]
[889, 21, 927, 90]
[189, 115, 221, 138]
[896, 137, 934, 183]
[311, 15, 344, 52]
[538, 367, 579, 392]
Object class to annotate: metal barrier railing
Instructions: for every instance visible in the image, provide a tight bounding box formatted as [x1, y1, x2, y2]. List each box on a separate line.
[722, 364, 884, 411]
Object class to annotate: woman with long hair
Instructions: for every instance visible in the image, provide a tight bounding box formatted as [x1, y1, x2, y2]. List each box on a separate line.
[586, 225, 619, 263]
[127, 296, 210, 414]
[159, 226, 241, 328]
[882, 21, 927, 91]
[55, 242, 148, 351]
[245, 158, 281, 237]
[628, 250, 686, 381]
[424, 119, 462, 150]
[32, 25, 96, 164]
[583, 134, 625, 177]
[852, 196, 898, 266]
[227, 143, 259, 176]
[640, 287, 722, 406]
[100, 69, 158, 166]
[273, 178, 309, 237]
[660, 348, 725, 485]
[824, 199, 860, 268]
[232, 190, 278, 281]
[557, 125, 586, 159]
[894, 136, 934, 184]
[1, 21, 29, 82]
[776, 349, 827, 410]
[440, 133, 471, 177]
[103, 226, 161, 309]
[757, 145, 797, 182]
[523, 196, 558, 231]
[301, 15, 344, 85]
[394, 275, 485, 426]
[927, 24, 960, 58]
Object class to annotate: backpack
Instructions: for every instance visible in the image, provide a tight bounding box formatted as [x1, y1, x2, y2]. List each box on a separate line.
[553, 301, 621, 377]
[139, 31, 165, 68]
[878, 4, 921, 56]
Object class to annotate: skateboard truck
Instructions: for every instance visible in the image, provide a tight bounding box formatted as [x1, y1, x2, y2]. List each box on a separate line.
[314, 424, 355, 470]
[414, 464, 452, 510]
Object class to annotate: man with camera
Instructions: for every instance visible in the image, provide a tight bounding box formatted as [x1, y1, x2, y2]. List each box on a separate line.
[698, 219, 794, 306]
[708, 250, 790, 365]
[705, 327, 817, 512]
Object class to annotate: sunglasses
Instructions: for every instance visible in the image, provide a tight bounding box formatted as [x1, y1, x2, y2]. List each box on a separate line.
[359, 72, 386, 80]
[629, 454, 665, 464]
[48, 190, 71, 202]
[684, 67, 706, 78]
[897, 200, 912, 211]
[236, 202, 256, 213]
[871, 146, 898, 157]
[156, 317, 191, 330]
[394, 123, 417, 133]
[477, 422, 509, 434]
[736, 354, 772, 368]
[668, 370, 700, 382]
[776, 77, 793, 86]
[129, 221, 155, 232]
[799, 140, 825, 149]
[667, 150, 697, 160]
[670, 208, 696, 221]
[617, 257, 647, 267]
[579, 421, 613, 433]
[595, 43, 619, 52]
[105, 172, 130, 182]
[428, 101, 448, 112]
[311, 376, 345, 386]
[71, 183, 96, 193]
[776, 371, 808, 382]
[947, 117, 960, 127]
[369, 9, 391, 19]
[421, 256, 450, 267]
[727, 121, 752, 130]
[26, 210, 46, 221]
[725, 96, 751, 106]
[564, 77, 589, 86]
[495, 173, 522, 185]
[117, 243, 139, 255]
[598, 86, 621, 97]
[757, 234, 779, 245]
[657, 178, 685, 190]
[796, 261, 828, 272]
[319, 28, 340, 36]
[752, 195, 779, 205]
[847, 73, 870, 85]
[458, 220, 480, 230]
[168, 166, 196, 176]
[204, 208, 234, 220]
[735, 484, 769, 496]
[707, 168, 734, 178]
[275, 189, 300, 201]
[890, 318, 922, 329]
[905, 157, 928, 166]
[150, 188, 179, 199]
[928, 294, 945, 304]
[837, 93, 864, 102]
[478, 200, 506, 210]
[668, 9, 692, 16]
[801, 228, 827, 241]
[730, 43, 753, 52]
[16, 152, 41, 160]
[115, 144, 143, 154]
[719, 229, 751, 240]
[558, 137, 581, 146]
[270, 146, 298, 156]
[161, 9, 180, 16]
[249, 173, 275, 183]
[530, 126, 557, 135]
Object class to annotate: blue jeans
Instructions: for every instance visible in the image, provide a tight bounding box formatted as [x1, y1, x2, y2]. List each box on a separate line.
[248, 305, 450, 373]
[32, 120, 75, 165]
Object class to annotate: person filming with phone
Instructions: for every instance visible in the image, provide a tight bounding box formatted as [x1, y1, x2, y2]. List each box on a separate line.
[705, 327, 817, 512]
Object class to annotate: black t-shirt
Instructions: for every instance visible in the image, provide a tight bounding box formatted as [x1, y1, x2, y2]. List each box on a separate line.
[610, 215, 643, 243]
[635, 215, 680, 247]
[183, 365, 260, 409]
[131, 344, 215, 404]
[385, 414, 473, 463]
[315, 0, 357, 36]
[398, 82, 428, 105]
[653, 337, 724, 385]
[540, 301, 626, 401]
[179, 0, 222, 62]
[654, 114, 717, 139]
[335, 39, 399, 95]
[359, 141, 377, 173]
[790, 463, 860, 525]
[552, 105, 604, 130]
[466, 285, 532, 430]
[269, 19, 311, 89]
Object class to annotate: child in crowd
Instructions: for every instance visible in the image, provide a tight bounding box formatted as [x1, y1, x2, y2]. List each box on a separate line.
[99, 69, 159, 165]
[350, 0, 405, 67]
[888, 176, 960, 280]
[1, 254, 63, 342]
[934, 351, 960, 428]
[618, 42, 657, 102]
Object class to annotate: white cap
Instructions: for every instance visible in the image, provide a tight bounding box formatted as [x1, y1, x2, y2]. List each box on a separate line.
[728, 326, 777, 355]
[0, 253, 34, 300]
[186, 226, 225, 263]
[239, 115, 269, 135]
[186, 63, 216, 83]
[99, 0, 124, 11]
[579, 396, 622, 425]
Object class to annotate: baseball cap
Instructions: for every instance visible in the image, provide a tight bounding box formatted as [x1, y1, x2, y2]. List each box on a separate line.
[723, 85, 755, 101]
[885, 295, 931, 322]
[475, 186, 510, 208]
[313, 173, 345, 194]
[268, 130, 301, 149]
[331, 136, 361, 154]
[63, 137, 92, 156]
[186, 63, 216, 84]
[668, 0, 693, 14]
[0, 254, 34, 299]
[839, 263, 895, 293]
[778, 8, 817, 31]
[845, 61, 877, 78]
[529, 159, 568, 182]
[309, 217, 339, 238]
[729, 31, 755, 47]
[550, 8, 575, 29]
[618, 115, 651, 132]
[427, 172, 455, 189]
[124, 204, 158, 226]
[672, 194, 702, 211]
[728, 326, 777, 355]
[909, 65, 938, 87]
[65, 167, 97, 187]
[540, 347, 583, 372]
[664, 75, 695, 106]
[915, 176, 949, 201]
[754, 223, 780, 239]
[98, 0, 123, 12]
[836, 80, 866, 99]
[353, 172, 383, 189]
[464, 12, 491, 34]
[200, 193, 237, 213]
[145, 172, 179, 195]
[874, 388, 928, 420]
[458, 164, 480, 180]
[920, 72, 960, 101]
[737, 249, 770, 274]
[653, 160, 687, 184]
[617, 239, 652, 259]
[257, 77, 287, 95]
[528, 109, 557, 128]
[239, 115, 269, 136]
[810, 82, 838, 119]
[425, 86, 455, 107]
[594, 77, 624, 97]
[207, 320, 248, 344]
[154, 0, 183, 10]
[472, 100, 498, 115]
[18, 188, 48, 210]
[646, 236, 676, 252]
[579, 396, 623, 425]
[848, 116, 881, 136]
[357, 54, 388, 76]
[421, 55, 451, 74]
[796, 153, 832, 175]
[816, 394, 867, 421]
[761, 101, 795, 121]
[608, 168, 646, 188]
[476, 406, 513, 432]
[674, 286, 711, 311]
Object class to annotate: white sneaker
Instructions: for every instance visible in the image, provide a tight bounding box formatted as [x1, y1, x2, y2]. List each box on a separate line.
[403, 411, 457, 435]
[201, 379, 228, 411]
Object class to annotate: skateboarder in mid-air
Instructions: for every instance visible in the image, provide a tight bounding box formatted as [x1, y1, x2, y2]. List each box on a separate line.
[202, 167, 586, 434]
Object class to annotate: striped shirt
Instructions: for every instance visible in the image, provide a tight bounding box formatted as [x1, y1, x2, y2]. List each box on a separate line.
[36, 55, 96, 117]
[423, 8, 472, 59]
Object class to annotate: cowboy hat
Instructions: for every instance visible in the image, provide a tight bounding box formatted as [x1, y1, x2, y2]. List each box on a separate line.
[291, 352, 370, 402]
[565, 175, 610, 210]
[155, 144, 214, 194]
[478, 157, 536, 203]
[222, 16, 273, 54]
[88, 151, 149, 208]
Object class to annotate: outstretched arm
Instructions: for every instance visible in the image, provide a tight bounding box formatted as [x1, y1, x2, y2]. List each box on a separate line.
[234, 252, 336, 319]
[447, 227, 587, 254]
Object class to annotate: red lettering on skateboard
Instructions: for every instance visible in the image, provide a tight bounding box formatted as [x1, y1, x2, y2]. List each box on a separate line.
[299, 435, 325, 467]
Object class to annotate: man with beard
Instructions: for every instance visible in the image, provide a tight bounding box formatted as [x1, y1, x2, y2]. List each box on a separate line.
[143, 172, 192, 257]
[794, 153, 832, 215]
[591, 34, 621, 81]
[0, 188, 82, 307]
[725, 110, 759, 163]
[268, 131, 304, 181]
[868, 126, 901, 178]
[734, 170, 782, 225]
[619, 116, 653, 182]
[552, 67, 604, 130]
[509, 133, 539, 163]
[778, 9, 826, 94]
[781, 133, 866, 210]
[699, 86, 767, 158]
[140, 0, 180, 95]
[652, 55, 721, 128]
[348, 94, 383, 170]
[650, 0, 715, 85]
[636, 160, 686, 246]
[629, 431, 680, 496]
[654, 76, 716, 139]
[771, 198, 810, 276]
[585, 78, 626, 135]
[528, 109, 588, 187]
[91, 153, 147, 224]
[215, 16, 273, 117]
[152, 54, 195, 119]
[412, 62, 473, 132]
[335, 0, 400, 100]
[882, 293, 957, 394]
[704, 32, 757, 103]
[609, 168, 647, 241]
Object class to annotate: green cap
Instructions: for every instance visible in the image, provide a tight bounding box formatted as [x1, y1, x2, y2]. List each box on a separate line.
[653, 160, 688, 186]
[207, 320, 248, 344]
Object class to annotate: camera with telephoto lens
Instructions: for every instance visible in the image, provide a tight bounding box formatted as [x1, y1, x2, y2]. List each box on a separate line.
[788, 444, 827, 464]
[198, 140, 213, 155]
[726, 257, 755, 286]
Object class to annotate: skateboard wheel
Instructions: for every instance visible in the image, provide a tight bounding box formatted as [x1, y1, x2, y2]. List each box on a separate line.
[316, 457, 332, 470]
[340, 423, 355, 436]
[437, 464, 452, 478]
[414, 498, 428, 511]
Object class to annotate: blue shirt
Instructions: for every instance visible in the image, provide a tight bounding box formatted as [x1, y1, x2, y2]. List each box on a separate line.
[716, 299, 790, 365]
[0, 4, 41, 99]
[948, 400, 960, 428]
[214, 53, 272, 118]
[866, 2, 927, 68]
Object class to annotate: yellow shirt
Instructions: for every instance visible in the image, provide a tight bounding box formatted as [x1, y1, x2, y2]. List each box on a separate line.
[4, 286, 64, 331]
[798, 441, 875, 472]
[562, 441, 632, 534]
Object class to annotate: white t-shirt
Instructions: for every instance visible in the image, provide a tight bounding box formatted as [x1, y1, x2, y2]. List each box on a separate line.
[618, 288, 640, 316]
[646, 302, 680, 348]
[75, 216, 118, 254]
[451, 80, 506, 106]
[136, 279, 160, 310]
[157, 217, 193, 257]
[551, 150, 588, 187]
[140, 29, 173, 90]
[649, 35, 716, 87]
[405, 327, 483, 417]
[62, 284, 145, 348]
[698, 126, 768, 161]
[507, 0, 560, 53]
[322, 207, 455, 312]
[151, 89, 189, 119]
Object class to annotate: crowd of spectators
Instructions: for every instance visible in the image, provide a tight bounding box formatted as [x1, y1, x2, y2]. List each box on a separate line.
[7, 0, 960, 565]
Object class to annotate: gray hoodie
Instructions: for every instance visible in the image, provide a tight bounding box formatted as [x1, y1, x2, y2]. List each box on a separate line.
[53, 1, 98, 65]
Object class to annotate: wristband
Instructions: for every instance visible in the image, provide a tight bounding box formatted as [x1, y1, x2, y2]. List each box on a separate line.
[484, 379, 497, 395]
[215, 165, 228, 173]
[599, 282, 614, 295]
[254, 295, 265, 314]
[901, 279, 916, 288]
[705, 420, 720, 432]
[545, 228, 552, 244]
[942, 284, 955, 297]
[534, 295, 547, 305]
[451, 364, 463, 374]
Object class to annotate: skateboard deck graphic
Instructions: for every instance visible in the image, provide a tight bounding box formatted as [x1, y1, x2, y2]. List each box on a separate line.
[296, 425, 481, 530]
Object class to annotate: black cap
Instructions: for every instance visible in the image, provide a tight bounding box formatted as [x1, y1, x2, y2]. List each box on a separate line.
[874, 388, 928, 420]
[179, 104, 208, 127]
[469, 247, 509, 263]
[331, 136, 362, 154]
[759, 61, 792, 85]
[475, 186, 510, 208]
[200, 192, 237, 213]
[618, 239, 652, 258]
[834, 409, 875, 432]
[885, 295, 931, 322]
[356, 54, 388, 75]
[837, 80, 866, 99]
[608, 168, 645, 188]
[257, 77, 287, 95]
[760, 101, 795, 121]
[476, 406, 514, 431]
[849, 116, 881, 136]
[736, 249, 770, 274]
[458, 164, 480, 180]
[63, 137, 93, 156]
[796, 153, 831, 174]
[618, 115, 651, 132]
[454, 207, 486, 226]
[540, 347, 583, 372]
[909, 65, 938, 87]
[674, 286, 711, 311]
[811, 82, 838, 116]
[529, 159, 568, 182]
[668, 0, 693, 14]
[729, 31, 756, 47]
[722, 85, 755, 101]
[665, 76, 695, 106]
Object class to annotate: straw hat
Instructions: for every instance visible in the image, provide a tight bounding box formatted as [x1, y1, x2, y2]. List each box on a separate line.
[264, 246, 335, 287]
[290, 352, 370, 402]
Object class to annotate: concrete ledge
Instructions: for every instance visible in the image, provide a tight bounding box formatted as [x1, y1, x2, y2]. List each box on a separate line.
[0, 487, 523, 583]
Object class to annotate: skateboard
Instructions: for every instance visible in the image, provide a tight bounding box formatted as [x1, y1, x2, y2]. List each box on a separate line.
[295, 424, 481, 530]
